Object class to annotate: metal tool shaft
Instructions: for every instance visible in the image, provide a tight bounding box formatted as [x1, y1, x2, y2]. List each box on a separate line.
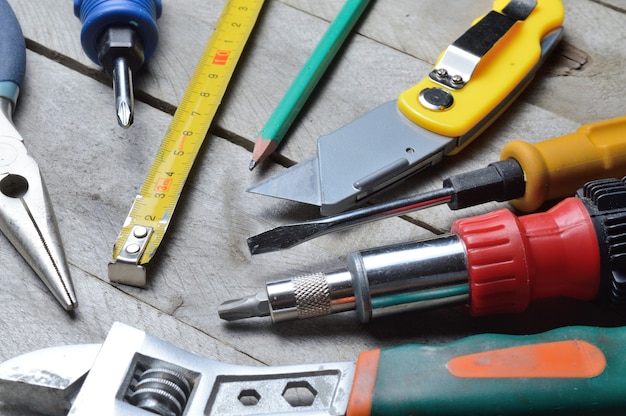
[247, 187, 454, 254]
[247, 158, 526, 254]
[222, 234, 470, 323]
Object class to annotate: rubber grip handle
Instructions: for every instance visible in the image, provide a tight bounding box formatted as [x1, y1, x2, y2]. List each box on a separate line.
[74, 0, 162, 65]
[0, 0, 26, 107]
[348, 326, 626, 415]
[500, 115, 626, 212]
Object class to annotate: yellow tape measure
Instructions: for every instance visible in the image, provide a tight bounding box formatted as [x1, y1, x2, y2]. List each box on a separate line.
[109, 0, 265, 286]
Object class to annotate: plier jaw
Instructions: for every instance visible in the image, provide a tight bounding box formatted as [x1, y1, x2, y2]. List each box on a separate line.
[0, 98, 77, 311]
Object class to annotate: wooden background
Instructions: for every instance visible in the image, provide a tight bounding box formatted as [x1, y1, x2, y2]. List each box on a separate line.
[1, 1, 626, 414]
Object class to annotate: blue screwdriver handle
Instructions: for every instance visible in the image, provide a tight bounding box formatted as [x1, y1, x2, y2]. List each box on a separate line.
[0, 0, 26, 109]
[74, 0, 162, 65]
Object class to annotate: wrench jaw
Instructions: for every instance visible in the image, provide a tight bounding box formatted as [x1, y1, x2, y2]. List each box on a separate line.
[0, 323, 355, 415]
[0, 344, 100, 416]
[71, 322, 355, 416]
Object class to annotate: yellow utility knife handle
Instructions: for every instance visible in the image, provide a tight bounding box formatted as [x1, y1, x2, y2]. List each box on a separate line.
[398, 0, 564, 145]
[501, 115, 626, 212]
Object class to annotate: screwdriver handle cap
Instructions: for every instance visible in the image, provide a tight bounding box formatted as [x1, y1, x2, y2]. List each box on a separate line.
[501, 115, 626, 212]
[74, 0, 162, 66]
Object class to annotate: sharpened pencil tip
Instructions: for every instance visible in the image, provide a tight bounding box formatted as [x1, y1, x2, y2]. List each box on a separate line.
[249, 159, 258, 171]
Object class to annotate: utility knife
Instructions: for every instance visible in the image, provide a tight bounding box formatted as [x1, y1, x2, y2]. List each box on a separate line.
[248, 0, 564, 215]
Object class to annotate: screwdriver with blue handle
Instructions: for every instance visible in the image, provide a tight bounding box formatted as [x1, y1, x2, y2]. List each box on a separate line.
[0, 0, 77, 310]
[74, 0, 162, 128]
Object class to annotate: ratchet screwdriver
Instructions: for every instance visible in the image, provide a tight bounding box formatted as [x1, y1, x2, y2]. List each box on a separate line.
[221, 176, 626, 323]
[74, 0, 162, 128]
[247, 115, 626, 254]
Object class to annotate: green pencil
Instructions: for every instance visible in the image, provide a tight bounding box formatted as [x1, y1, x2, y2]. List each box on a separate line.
[249, 0, 371, 170]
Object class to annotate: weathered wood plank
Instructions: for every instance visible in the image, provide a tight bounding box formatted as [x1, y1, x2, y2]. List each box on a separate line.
[2, 1, 626, 414]
[12, 0, 625, 165]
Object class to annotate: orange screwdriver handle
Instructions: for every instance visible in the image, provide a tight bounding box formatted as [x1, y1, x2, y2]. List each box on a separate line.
[500, 115, 626, 212]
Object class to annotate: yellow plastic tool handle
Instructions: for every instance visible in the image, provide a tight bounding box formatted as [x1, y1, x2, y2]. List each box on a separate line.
[397, 0, 563, 143]
[501, 115, 626, 212]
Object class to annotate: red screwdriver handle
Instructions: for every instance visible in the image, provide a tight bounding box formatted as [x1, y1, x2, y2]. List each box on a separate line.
[451, 197, 601, 316]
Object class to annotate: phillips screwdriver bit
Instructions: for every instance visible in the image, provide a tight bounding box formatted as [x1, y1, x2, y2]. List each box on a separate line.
[74, 0, 162, 128]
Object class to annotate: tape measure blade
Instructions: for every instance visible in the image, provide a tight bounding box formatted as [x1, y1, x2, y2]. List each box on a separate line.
[110, 0, 266, 284]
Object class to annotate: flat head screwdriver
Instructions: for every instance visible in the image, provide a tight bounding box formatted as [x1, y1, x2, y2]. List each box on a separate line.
[247, 115, 626, 254]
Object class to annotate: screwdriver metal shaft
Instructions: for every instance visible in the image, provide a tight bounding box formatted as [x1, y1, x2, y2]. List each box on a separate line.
[248, 159, 525, 254]
[96, 26, 144, 129]
[248, 187, 454, 255]
[112, 56, 134, 127]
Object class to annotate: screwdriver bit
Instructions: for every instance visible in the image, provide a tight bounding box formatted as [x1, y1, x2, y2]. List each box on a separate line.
[98, 26, 142, 128]
[74, 0, 162, 128]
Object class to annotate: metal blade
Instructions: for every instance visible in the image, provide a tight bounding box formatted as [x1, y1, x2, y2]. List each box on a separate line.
[247, 157, 322, 206]
[247, 27, 564, 217]
[248, 101, 452, 216]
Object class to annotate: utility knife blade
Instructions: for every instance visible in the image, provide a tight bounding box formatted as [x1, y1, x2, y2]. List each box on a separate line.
[248, 0, 564, 215]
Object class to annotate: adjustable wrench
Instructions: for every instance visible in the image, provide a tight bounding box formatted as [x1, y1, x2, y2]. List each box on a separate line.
[1, 322, 626, 415]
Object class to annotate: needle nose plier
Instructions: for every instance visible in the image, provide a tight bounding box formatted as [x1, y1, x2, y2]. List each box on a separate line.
[0, 0, 77, 310]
